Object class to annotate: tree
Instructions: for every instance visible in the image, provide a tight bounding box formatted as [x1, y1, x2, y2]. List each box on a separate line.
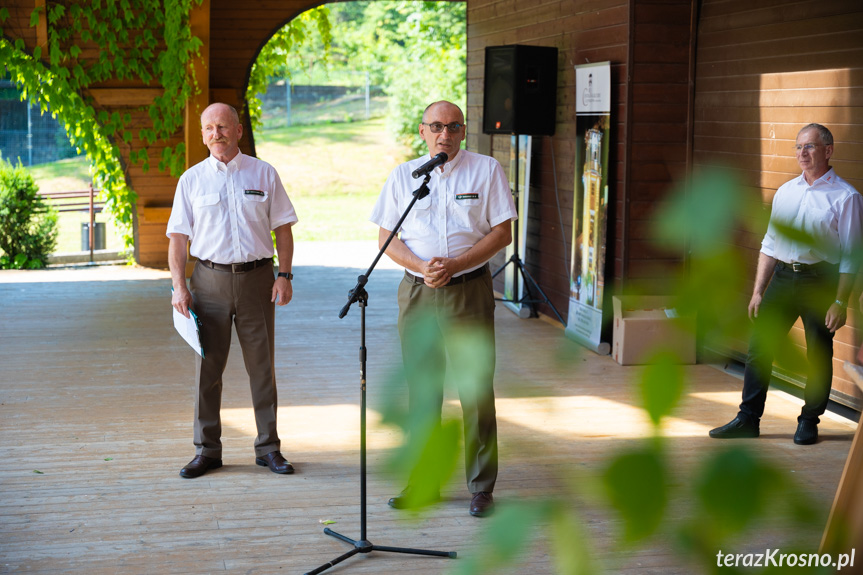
[246, 6, 332, 130]
[377, 1, 467, 155]
[251, 1, 467, 155]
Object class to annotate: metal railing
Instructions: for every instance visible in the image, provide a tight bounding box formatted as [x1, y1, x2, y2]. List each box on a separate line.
[37, 184, 105, 262]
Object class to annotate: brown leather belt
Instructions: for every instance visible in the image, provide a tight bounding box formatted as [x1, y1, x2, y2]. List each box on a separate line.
[404, 264, 488, 287]
[199, 257, 272, 273]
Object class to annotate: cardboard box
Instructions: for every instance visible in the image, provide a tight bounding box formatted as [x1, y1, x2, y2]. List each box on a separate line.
[612, 296, 696, 365]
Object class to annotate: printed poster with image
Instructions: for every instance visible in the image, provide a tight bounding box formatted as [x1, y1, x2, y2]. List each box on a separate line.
[565, 62, 612, 355]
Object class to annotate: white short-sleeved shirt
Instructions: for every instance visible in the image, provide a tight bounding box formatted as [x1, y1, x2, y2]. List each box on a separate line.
[166, 152, 298, 264]
[369, 150, 517, 276]
[761, 168, 863, 274]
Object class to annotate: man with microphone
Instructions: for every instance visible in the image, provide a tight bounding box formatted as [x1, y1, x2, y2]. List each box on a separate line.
[370, 100, 516, 517]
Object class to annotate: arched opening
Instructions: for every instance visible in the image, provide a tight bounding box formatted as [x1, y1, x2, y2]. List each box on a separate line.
[244, 1, 467, 245]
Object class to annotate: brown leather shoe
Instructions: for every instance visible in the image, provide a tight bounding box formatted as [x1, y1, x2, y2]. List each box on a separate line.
[179, 455, 222, 479]
[255, 451, 295, 474]
[470, 491, 494, 517]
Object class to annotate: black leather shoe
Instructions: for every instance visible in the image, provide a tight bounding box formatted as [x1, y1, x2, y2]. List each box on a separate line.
[387, 486, 440, 509]
[709, 416, 760, 439]
[794, 420, 818, 445]
[180, 455, 222, 478]
[470, 492, 495, 517]
[255, 451, 295, 474]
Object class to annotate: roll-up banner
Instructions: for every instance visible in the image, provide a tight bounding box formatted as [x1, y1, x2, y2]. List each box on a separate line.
[565, 62, 611, 355]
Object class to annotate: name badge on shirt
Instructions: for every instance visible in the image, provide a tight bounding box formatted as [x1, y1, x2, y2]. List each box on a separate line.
[244, 189, 265, 196]
[456, 193, 479, 200]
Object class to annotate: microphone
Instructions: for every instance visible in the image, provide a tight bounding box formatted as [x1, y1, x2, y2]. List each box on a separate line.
[411, 152, 448, 179]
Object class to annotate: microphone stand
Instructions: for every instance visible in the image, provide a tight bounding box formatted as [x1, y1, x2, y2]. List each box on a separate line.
[307, 173, 457, 575]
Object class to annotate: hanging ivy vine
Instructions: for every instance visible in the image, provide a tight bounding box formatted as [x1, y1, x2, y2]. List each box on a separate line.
[0, 0, 202, 250]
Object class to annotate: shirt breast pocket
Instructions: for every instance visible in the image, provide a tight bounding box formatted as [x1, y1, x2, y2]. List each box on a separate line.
[193, 193, 221, 225]
[406, 195, 432, 232]
[242, 191, 269, 222]
[452, 194, 481, 231]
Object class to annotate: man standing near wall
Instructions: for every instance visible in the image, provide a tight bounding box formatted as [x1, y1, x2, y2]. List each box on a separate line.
[710, 123, 862, 445]
[167, 103, 298, 478]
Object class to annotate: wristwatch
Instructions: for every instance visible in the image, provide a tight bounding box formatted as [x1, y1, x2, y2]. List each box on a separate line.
[834, 299, 847, 308]
[277, 272, 293, 280]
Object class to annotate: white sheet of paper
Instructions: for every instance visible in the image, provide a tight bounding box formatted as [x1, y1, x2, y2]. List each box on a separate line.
[173, 307, 204, 357]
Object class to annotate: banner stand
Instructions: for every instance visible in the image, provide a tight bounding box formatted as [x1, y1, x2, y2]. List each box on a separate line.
[566, 61, 612, 355]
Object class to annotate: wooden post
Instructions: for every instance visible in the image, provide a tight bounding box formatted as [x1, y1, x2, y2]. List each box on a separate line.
[821, 361, 863, 570]
[181, 0, 210, 277]
[185, 0, 210, 170]
[88, 183, 95, 262]
[34, 0, 47, 54]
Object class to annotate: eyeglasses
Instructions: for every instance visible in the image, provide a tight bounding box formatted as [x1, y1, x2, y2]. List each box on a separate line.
[422, 122, 464, 133]
[794, 143, 822, 153]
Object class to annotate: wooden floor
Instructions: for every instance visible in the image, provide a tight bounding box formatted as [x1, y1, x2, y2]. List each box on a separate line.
[0, 241, 857, 574]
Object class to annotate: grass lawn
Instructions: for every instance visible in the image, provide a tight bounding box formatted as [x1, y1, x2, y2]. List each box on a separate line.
[256, 116, 411, 242]
[23, 115, 412, 252]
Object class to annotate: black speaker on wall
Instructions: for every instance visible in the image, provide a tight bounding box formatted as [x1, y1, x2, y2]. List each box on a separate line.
[483, 44, 558, 136]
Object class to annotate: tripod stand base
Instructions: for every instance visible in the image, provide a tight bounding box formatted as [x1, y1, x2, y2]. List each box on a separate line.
[305, 528, 457, 575]
[492, 254, 566, 327]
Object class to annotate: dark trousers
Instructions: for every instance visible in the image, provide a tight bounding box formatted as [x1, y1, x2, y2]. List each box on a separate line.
[738, 263, 839, 425]
[397, 268, 498, 494]
[189, 261, 280, 458]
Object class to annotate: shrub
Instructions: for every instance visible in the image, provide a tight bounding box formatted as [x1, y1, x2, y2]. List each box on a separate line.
[0, 158, 58, 269]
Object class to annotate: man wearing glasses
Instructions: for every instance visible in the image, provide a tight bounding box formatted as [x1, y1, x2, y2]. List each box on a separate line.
[710, 123, 862, 445]
[370, 101, 516, 516]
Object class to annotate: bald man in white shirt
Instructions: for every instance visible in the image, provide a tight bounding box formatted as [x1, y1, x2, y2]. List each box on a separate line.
[370, 101, 516, 517]
[167, 103, 298, 478]
[710, 123, 863, 445]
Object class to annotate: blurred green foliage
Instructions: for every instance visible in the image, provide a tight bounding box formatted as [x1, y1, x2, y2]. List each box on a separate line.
[376, 167, 832, 573]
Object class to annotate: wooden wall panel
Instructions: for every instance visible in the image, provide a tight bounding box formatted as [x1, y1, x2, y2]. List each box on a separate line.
[620, 0, 695, 298]
[693, 0, 863, 407]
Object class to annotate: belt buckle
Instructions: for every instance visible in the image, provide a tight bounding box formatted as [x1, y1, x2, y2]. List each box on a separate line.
[232, 262, 244, 273]
[791, 262, 803, 272]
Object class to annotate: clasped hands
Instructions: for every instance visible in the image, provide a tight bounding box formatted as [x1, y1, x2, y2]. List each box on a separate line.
[420, 257, 459, 288]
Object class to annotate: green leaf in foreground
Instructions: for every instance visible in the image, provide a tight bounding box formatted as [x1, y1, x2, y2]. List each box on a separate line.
[603, 446, 667, 542]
